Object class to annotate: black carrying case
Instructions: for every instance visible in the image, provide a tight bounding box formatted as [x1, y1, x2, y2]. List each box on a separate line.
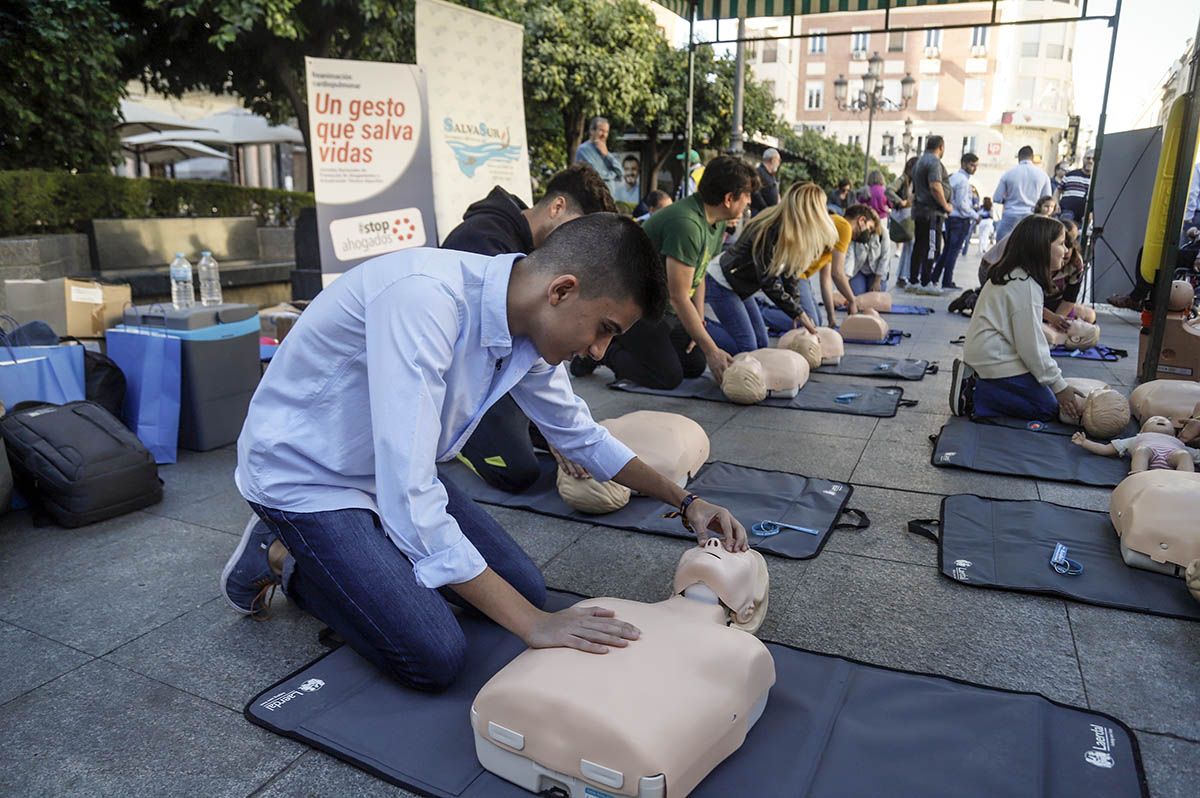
[1, 401, 162, 527]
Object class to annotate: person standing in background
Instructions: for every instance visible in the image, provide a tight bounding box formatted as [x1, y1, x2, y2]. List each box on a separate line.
[1058, 150, 1093, 224]
[909, 135, 953, 295]
[865, 170, 892, 222]
[574, 116, 624, 198]
[993, 145, 1052, 240]
[931, 152, 979, 291]
[750, 148, 782, 216]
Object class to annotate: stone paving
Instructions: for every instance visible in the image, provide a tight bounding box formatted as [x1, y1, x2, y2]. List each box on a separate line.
[2, 254, 1197, 796]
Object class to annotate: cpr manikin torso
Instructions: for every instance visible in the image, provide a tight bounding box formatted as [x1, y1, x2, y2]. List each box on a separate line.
[834, 290, 892, 313]
[839, 308, 890, 342]
[1129, 380, 1200, 427]
[1110, 470, 1200, 603]
[721, 348, 810, 404]
[1042, 319, 1101, 350]
[557, 411, 709, 514]
[471, 541, 776, 798]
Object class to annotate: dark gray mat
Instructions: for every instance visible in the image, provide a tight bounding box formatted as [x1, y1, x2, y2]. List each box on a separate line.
[909, 495, 1200, 621]
[931, 417, 1130, 486]
[815, 354, 936, 381]
[843, 329, 909, 345]
[245, 590, 1149, 798]
[974, 415, 1139, 441]
[608, 376, 914, 417]
[440, 456, 865, 560]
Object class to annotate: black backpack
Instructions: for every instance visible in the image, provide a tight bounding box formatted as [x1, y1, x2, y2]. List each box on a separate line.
[59, 337, 127, 417]
[1, 401, 161, 527]
[948, 288, 979, 316]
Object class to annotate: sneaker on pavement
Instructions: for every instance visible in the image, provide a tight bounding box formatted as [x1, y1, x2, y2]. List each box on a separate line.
[949, 358, 976, 416]
[904, 283, 922, 294]
[221, 516, 280, 617]
[918, 283, 943, 295]
[943, 283, 961, 291]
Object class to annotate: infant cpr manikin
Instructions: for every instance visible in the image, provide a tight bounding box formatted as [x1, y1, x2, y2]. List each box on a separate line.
[720, 348, 810, 404]
[777, 328, 823, 369]
[1129, 379, 1200, 426]
[839, 308, 890, 342]
[1110, 470, 1200, 603]
[471, 540, 776, 798]
[557, 411, 709, 514]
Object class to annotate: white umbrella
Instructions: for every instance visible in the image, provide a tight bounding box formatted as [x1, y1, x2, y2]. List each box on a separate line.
[115, 100, 218, 137]
[186, 108, 304, 146]
[137, 140, 233, 165]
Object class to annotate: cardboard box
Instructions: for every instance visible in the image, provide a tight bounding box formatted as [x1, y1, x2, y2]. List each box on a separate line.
[5, 278, 131, 338]
[1138, 312, 1200, 381]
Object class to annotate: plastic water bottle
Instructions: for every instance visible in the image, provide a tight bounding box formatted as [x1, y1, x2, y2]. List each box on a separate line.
[170, 253, 195, 309]
[198, 250, 223, 306]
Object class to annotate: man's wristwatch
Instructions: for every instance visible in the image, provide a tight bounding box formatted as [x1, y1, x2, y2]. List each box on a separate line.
[677, 493, 701, 533]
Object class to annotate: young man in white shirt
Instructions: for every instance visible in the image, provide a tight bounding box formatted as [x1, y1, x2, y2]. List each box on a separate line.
[931, 152, 979, 290]
[222, 214, 747, 691]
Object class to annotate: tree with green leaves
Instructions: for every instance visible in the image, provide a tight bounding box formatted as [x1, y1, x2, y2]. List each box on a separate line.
[777, 127, 892, 191]
[122, 0, 416, 190]
[0, 0, 128, 172]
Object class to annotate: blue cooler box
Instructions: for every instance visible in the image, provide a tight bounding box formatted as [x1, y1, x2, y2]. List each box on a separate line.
[119, 303, 260, 451]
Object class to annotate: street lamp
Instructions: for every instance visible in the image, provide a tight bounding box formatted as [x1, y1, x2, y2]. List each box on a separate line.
[834, 53, 915, 185]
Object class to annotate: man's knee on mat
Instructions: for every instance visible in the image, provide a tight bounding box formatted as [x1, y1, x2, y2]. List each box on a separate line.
[385, 634, 468, 693]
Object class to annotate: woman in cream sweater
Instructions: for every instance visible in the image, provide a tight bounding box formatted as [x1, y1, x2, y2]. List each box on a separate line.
[961, 215, 1078, 421]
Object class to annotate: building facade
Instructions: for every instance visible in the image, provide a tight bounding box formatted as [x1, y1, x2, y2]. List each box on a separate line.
[747, 0, 1080, 194]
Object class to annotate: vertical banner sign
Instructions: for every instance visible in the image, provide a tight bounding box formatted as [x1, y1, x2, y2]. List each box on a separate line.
[304, 57, 437, 281]
[416, 0, 532, 241]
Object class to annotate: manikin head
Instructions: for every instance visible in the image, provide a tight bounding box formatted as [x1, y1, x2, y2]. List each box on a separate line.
[1080, 389, 1131, 439]
[515, 214, 666, 367]
[673, 539, 770, 633]
[778, 328, 823, 369]
[1169, 280, 1196, 312]
[525, 164, 617, 248]
[697, 156, 759, 222]
[1141, 415, 1176, 436]
[1064, 319, 1101, 350]
[721, 355, 768, 404]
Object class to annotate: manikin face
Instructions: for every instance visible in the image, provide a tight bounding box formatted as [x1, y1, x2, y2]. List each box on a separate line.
[1141, 416, 1176, 436]
[531, 276, 642, 366]
[623, 159, 639, 188]
[674, 538, 767, 624]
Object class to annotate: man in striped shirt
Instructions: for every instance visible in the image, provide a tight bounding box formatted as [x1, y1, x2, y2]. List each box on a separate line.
[1058, 149, 1093, 223]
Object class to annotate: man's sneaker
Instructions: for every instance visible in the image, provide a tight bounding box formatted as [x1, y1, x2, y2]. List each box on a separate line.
[221, 516, 280, 617]
[943, 283, 962, 291]
[896, 277, 908, 289]
[949, 358, 976, 416]
[904, 283, 922, 294]
[569, 355, 599, 377]
[918, 283, 944, 296]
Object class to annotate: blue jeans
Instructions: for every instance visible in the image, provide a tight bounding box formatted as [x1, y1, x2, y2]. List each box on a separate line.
[994, 211, 1026, 243]
[704, 275, 768, 354]
[849, 271, 883, 295]
[932, 216, 973, 287]
[794, 275, 821, 324]
[248, 476, 546, 692]
[971, 372, 1059, 421]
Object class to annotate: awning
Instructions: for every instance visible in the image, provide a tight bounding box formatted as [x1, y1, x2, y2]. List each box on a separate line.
[656, 0, 981, 22]
[115, 100, 218, 137]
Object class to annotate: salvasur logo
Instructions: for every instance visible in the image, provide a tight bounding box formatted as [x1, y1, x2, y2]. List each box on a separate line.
[952, 559, 971, 581]
[261, 678, 326, 711]
[1085, 723, 1117, 769]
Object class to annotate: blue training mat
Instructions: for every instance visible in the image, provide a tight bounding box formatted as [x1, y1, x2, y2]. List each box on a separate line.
[1050, 345, 1127, 362]
[837, 303, 935, 315]
[244, 590, 1149, 798]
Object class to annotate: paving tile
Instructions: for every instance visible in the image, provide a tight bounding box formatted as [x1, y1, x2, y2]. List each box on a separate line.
[478, 505, 593, 568]
[155, 447, 240, 517]
[768, 551, 1086, 705]
[0, 658, 302, 797]
[542, 524, 810, 613]
[1036, 480, 1114, 512]
[1134, 730, 1200, 798]
[852, 423, 1039, 500]
[820, 485, 945, 567]
[1069, 604, 1200, 740]
[0, 512, 235, 655]
[726, 403, 878, 441]
[584, 388, 743, 436]
[707, 424, 867, 484]
[105, 596, 327, 713]
[253, 750, 420, 797]
[0, 621, 92, 706]
[148, 481, 252, 535]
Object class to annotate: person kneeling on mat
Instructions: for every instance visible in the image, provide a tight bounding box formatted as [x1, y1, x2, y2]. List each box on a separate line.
[705, 183, 837, 354]
[951, 215, 1078, 422]
[222, 214, 748, 692]
[442, 163, 616, 494]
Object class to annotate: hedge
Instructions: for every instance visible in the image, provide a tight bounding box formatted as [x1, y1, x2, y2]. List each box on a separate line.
[0, 170, 316, 237]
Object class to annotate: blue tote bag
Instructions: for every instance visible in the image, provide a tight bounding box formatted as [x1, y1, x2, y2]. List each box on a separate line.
[105, 328, 182, 465]
[0, 341, 86, 408]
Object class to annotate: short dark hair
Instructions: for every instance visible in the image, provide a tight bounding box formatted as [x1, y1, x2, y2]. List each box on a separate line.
[987, 214, 1065, 292]
[926, 135, 944, 152]
[1035, 194, 1057, 214]
[697, 156, 759, 205]
[526, 213, 668, 320]
[836, 177, 852, 189]
[644, 190, 670, 209]
[540, 164, 617, 215]
[961, 152, 979, 166]
[842, 204, 877, 224]
[1017, 145, 1035, 159]
[623, 154, 639, 166]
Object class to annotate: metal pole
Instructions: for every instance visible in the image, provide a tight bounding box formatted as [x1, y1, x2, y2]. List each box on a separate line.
[1080, 0, 1121, 262]
[732, 14, 746, 154]
[1141, 10, 1200, 383]
[863, 96, 876, 187]
[684, 6, 696, 197]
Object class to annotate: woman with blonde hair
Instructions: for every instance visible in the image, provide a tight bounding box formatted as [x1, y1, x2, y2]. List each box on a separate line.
[706, 182, 840, 352]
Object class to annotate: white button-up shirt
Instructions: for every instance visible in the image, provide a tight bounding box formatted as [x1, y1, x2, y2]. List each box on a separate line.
[993, 160, 1052, 218]
[236, 249, 635, 589]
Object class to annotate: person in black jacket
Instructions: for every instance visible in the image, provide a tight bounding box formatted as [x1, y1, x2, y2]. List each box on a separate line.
[707, 182, 848, 353]
[442, 164, 616, 493]
[749, 149, 781, 216]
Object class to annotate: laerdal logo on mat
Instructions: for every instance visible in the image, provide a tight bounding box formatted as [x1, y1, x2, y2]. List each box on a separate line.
[260, 678, 326, 712]
[823, 485, 843, 496]
[1084, 723, 1117, 768]
[300, 678, 325, 693]
[939, 451, 956, 463]
[952, 559, 971, 581]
